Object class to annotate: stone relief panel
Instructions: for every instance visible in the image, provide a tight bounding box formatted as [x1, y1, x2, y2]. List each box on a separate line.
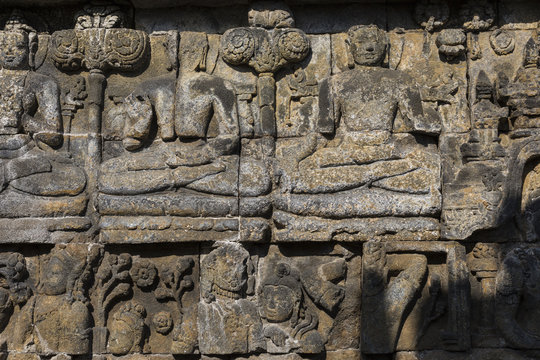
[0, 0, 538, 358]
[198, 242, 360, 357]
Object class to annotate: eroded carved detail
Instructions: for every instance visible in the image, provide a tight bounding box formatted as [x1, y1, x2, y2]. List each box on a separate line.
[12, 244, 99, 355]
[198, 243, 264, 355]
[496, 246, 540, 349]
[0, 1, 538, 358]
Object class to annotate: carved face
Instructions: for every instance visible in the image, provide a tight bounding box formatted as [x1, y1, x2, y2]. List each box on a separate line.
[0, 32, 29, 70]
[347, 27, 387, 67]
[213, 252, 248, 293]
[260, 284, 298, 323]
[42, 256, 68, 296]
[108, 318, 136, 355]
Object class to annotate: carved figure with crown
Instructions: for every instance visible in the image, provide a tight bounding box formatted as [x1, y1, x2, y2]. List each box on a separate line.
[10, 244, 99, 356]
[0, 11, 87, 220]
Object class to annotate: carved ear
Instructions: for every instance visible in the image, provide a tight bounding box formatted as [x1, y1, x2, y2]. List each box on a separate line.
[164, 31, 179, 72]
[27, 32, 38, 69]
[345, 38, 354, 69]
[198, 34, 208, 72]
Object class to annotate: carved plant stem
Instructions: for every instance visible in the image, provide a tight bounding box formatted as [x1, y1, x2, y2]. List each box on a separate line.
[257, 73, 276, 137]
[87, 70, 106, 229]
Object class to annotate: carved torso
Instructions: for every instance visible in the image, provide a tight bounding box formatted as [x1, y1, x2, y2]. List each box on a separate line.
[331, 68, 403, 134]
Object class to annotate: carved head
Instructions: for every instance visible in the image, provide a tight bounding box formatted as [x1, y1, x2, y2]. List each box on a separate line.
[201, 243, 250, 301]
[42, 252, 70, 295]
[40, 245, 87, 297]
[258, 262, 302, 324]
[0, 11, 37, 70]
[108, 301, 146, 355]
[346, 25, 388, 67]
[248, 1, 295, 29]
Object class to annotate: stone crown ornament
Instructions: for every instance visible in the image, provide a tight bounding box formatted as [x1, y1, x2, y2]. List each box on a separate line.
[51, 4, 148, 72]
[222, 27, 309, 74]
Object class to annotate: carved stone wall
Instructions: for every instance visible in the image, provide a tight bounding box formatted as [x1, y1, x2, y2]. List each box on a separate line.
[0, 0, 538, 359]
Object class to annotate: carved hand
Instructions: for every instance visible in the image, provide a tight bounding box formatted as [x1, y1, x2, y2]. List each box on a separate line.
[34, 131, 63, 149]
[264, 325, 288, 347]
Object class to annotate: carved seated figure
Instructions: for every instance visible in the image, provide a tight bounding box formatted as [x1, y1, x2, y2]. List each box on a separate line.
[0, 13, 86, 218]
[275, 25, 441, 219]
[11, 244, 93, 355]
[258, 262, 325, 354]
[99, 32, 269, 216]
[198, 243, 265, 355]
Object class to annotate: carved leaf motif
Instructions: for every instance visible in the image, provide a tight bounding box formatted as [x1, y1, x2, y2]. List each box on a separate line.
[414, 0, 449, 32]
[102, 15, 122, 29]
[75, 15, 94, 30]
[251, 37, 278, 73]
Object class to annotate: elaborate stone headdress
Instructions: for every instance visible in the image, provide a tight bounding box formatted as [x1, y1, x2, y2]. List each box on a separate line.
[200, 242, 251, 302]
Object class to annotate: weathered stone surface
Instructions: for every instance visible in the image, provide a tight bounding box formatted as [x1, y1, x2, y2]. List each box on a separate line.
[0, 0, 537, 358]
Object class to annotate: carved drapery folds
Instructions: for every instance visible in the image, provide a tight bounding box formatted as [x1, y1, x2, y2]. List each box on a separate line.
[0, 0, 539, 358]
